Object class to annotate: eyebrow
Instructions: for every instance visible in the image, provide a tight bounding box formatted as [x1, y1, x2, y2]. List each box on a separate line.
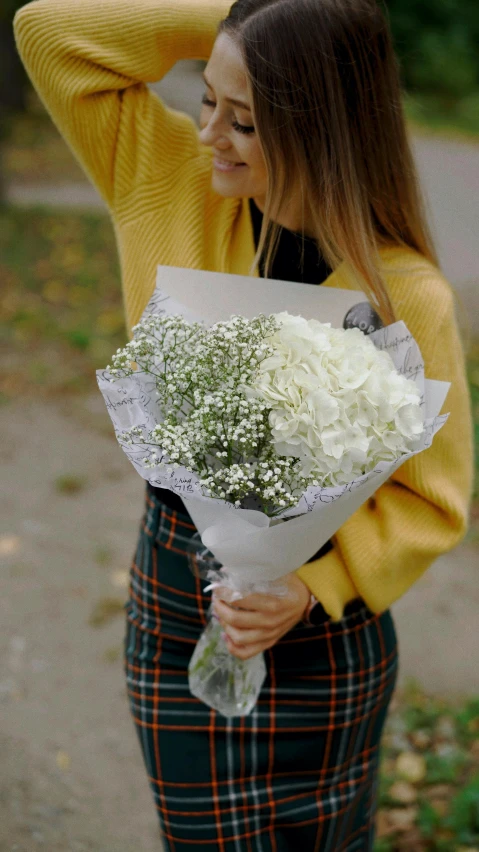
[202, 72, 252, 112]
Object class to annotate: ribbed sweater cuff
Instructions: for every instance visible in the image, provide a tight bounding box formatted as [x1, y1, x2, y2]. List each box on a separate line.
[295, 550, 358, 622]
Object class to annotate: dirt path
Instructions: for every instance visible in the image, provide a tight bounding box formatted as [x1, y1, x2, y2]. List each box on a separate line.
[1, 397, 160, 851]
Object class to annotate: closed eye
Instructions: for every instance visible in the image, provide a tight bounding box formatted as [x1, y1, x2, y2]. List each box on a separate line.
[201, 94, 255, 135]
[232, 119, 256, 135]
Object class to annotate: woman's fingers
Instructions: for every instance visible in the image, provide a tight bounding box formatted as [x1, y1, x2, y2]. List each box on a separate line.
[215, 586, 285, 614]
[212, 573, 311, 661]
[225, 591, 285, 614]
[214, 597, 280, 631]
[213, 601, 289, 633]
[224, 635, 274, 661]
[222, 623, 278, 648]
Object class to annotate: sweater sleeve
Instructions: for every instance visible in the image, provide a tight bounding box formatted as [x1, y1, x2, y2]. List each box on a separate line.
[295, 284, 474, 621]
[13, 0, 231, 210]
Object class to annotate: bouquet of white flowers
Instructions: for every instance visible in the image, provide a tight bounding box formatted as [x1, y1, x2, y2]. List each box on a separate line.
[108, 311, 425, 510]
[97, 268, 449, 717]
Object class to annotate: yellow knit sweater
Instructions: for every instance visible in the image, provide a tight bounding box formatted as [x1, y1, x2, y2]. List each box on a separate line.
[14, 0, 473, 620]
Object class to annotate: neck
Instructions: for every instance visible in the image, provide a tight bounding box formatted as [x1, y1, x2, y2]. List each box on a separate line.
[252, 195, 316, 238]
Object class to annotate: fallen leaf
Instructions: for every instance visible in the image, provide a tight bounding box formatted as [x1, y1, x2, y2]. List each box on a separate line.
[435, 829, 456, 844]
[426, 784, 453, 800]
[470, 740, 479, 761]
[56, 750, 70, 771]
[109, 570, 129, 589]
[428, 798, 449, 818]
[96, 309, 125, 335]
[395, 828, 426, 851]
[389, 781, 417, 805]
[434, 716, 456, 742]
[409, 729, 431, 750]
[0, 535, 22, 556]
[104, 468, 125, 482]
[103, 647, 121, 664]
[375, 809, 394, 839]
[67, 285, 91, 307]
[60, 246, 85, 270]
[88, 597, 125, 627]
[42, 280, 68, 304]
[468, 717, 479, 734]
[396, 752, 427, 784]
[54, 474, 87, 495]
[93, 545, 113, 566]
[387, 806, 418, 832]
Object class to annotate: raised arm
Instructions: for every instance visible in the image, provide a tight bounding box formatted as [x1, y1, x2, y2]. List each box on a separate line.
[296, 278, 474, 620]
[14, 0, 231, 210]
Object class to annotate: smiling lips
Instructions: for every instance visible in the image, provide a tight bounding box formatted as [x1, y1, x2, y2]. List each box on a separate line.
[213, 156, 247, 172]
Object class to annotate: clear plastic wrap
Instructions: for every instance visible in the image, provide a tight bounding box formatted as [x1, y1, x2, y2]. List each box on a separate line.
[186, 533, 288, 717]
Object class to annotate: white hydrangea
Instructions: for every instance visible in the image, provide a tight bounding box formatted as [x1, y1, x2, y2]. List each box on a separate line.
[247, 312, 424, 485]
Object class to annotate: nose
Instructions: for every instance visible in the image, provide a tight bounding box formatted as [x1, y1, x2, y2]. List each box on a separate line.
[199, 114, 231, 150]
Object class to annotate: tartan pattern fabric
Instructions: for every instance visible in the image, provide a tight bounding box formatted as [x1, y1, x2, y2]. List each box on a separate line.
[124, 486, 399, 851]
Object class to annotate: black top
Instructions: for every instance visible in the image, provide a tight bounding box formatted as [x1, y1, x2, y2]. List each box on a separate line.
[147, 199, 333, 563]
[248, 197, 333, 285]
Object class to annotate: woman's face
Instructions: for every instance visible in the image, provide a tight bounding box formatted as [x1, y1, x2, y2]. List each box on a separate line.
[199, 33, 268, 204]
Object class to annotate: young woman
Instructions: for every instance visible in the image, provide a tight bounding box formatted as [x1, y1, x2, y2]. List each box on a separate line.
[15, 0, 473, 848]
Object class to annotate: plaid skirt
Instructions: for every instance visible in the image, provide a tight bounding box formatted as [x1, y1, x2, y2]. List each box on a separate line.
[124, 485, 399, 851]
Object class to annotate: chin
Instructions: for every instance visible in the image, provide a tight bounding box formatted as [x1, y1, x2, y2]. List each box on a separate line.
[211, 173, 253, 199]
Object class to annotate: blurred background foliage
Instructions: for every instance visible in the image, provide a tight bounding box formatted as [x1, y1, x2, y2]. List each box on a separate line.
[0, 207, 125, 398]
[387, 0, 479, 98]
[375, 681, 479, 851]
[386, 0, 479, 136]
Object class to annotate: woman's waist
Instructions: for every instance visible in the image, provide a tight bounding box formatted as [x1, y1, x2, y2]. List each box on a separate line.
[126, 564, 371, 644]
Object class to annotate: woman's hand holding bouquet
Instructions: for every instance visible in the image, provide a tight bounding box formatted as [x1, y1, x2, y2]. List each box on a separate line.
[214, 572, 311, 661]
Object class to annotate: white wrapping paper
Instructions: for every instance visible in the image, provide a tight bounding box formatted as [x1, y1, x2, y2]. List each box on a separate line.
[97, 266, 450, 584]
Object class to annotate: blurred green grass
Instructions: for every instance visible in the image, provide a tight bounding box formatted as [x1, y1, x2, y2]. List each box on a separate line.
[404, 91, 479, 142]
[375, 682, 479, 851]
[4, 110, 88, 185]
[0, 205, 126, 399]
[470, 347, 479, 521]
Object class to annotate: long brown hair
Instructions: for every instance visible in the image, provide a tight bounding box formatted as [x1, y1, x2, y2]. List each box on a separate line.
[220, 0, 439, 325]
